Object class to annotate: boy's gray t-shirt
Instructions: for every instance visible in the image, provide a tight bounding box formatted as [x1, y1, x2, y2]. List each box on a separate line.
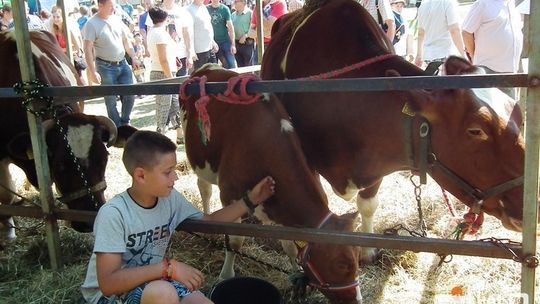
[80, 189, 204, 304]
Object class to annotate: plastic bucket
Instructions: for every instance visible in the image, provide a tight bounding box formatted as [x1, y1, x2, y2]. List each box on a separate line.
[209, 277, 282, 304]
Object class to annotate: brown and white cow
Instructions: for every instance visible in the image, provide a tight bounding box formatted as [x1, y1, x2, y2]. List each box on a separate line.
[181, 65, 361, 304]
[261, 0, 531, 263]
[0, 31, 134, 239]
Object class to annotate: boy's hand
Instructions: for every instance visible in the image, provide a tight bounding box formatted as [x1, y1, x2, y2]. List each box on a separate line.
[248, 176, 276, 205]
[171, 260, 205, 291]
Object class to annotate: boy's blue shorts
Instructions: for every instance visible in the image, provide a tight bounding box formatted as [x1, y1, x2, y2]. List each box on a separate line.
[97, 280, 192, 304]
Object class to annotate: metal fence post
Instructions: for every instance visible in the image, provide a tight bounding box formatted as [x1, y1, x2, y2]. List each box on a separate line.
[522, 0, 540, 302]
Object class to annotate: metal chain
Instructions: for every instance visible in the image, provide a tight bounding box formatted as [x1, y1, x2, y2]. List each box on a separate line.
[186, 231, 291, 275]
[14, 80, 100, 209]
[50, 109, 99, 208]
[409, 175, 427, 236]
[383, 223, 427, 238]
[13, 80, 54, 117]
[480, 237, 539, 267]
[383, 223, 453, 266]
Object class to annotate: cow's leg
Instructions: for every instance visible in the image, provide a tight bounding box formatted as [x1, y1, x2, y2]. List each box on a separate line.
[0, 159, 16, 240]
[197, 178, 212, 214]
[357, 180, 382, 264]
[280, 240, 300, 270]
[219, 219, 243, 280]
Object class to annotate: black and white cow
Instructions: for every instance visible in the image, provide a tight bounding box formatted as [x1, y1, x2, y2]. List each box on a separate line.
[0, 31, 135, 239]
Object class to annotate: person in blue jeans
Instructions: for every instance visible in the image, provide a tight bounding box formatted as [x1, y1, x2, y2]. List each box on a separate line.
[83, 0, 140, 126]
[96, 60, 136, 126]
[207, 0, 237, 69]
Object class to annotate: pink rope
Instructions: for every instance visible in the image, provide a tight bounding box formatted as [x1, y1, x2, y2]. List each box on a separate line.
[179, 53, 396, 143]
[440, 186, 484, 238]
[216, 74, 262, 104]
[456, 211, 484, 239]
[179, 74, 262, 144]
[296, 53, 397, 80]
[440, 187, 457, 217]
[180, 76, 212, 142]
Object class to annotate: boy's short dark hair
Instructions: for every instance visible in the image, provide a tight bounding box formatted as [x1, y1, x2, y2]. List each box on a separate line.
[122, 131, 177, 174]
[148, 6, 167, 24]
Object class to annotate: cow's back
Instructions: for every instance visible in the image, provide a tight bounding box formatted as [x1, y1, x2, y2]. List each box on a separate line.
[0, 31, 80, 160]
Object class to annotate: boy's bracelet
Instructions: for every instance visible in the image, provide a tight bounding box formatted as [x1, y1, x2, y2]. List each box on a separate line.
[161, 257, 170, 280]
[242, 192, 257, 212]
[169, 259, 177, 280]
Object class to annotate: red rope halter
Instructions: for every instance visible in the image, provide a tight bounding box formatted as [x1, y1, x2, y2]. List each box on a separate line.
[179, 74, 262, 144]
[296, 53, 397, 80]
[179, 53, 396, 144]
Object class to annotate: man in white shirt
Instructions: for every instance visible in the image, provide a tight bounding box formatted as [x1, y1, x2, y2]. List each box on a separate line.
[360, 0, 396, 42]
[187, 0, 218, 71]
[415, 0, 465, 68]
[145, 0, 195, 76]
[462, 0, 523, 73]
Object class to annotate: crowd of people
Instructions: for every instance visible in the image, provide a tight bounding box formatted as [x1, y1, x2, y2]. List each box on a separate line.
[0, 0, 299, 141]
[365, 0, 525, 78]
[0, 0, 528, 137]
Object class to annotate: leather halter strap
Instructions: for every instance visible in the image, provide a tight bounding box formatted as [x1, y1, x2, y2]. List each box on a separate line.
[403, 113, 524, 214]
[57, 180, 107, 205]
[295, 212, 360, 291]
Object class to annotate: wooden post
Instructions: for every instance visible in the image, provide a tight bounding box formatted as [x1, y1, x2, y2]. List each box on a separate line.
[522, 0, 539, 302]
[11, 0, 62, 271]
[255, 0, 264, 64]
[58, 0, 74, 63]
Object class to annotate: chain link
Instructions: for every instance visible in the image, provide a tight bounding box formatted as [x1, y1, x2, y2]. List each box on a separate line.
[13, 80, 54, 117]
[51, 110, 99, 208]
[479, 237, 537, 266]
[14, 80, 100, 209]
[409, 175, 427, 236]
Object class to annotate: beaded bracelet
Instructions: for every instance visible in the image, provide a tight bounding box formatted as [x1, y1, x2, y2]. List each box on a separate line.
[169, 259, 177, 281]
[161, 257, 170, 280]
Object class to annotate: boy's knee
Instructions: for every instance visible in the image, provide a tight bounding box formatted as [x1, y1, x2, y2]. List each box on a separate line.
[141, 280, 180, 304]
[180, 292, 214, 304]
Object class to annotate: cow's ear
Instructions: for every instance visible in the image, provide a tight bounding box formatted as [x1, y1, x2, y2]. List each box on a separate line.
[338, 211, 359, 230]
[444, 56, 476, 75]
[113, 125, 138, 148]
[402, 89, 440, 124]
[7, 133, 33, 160]
[385, 69, 401, 77]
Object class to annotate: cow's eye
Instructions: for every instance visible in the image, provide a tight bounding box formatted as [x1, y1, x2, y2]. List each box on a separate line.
[467, 128, 488, 140]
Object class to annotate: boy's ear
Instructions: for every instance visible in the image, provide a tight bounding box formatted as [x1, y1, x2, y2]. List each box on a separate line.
[132, 167, 146, 183]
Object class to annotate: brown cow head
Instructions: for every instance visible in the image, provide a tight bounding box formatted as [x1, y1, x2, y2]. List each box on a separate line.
[297, 213, 361, 304]
[7, 113, 136, 232]
[407, 57, 529, 231]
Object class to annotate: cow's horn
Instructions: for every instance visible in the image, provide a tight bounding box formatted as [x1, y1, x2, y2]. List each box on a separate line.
[42, 119, 56, 134]
[95, 116, 117, 146]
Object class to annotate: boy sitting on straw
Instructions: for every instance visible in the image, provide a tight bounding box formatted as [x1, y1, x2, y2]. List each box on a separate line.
[81, 130, 275, 304]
